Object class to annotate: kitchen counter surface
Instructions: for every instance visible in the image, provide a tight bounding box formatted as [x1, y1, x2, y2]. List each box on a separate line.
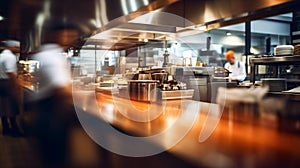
[73, 91, 300, 168]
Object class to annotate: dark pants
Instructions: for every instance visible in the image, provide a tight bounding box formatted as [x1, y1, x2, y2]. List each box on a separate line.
[0, 80, 20, 134]
[33, 88, 78, 167]
[1, 117, 19, 134]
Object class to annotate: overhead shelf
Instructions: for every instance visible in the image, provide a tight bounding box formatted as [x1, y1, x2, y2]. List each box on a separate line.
[250, 55, 300, 83]
[250, 56, 300, 65]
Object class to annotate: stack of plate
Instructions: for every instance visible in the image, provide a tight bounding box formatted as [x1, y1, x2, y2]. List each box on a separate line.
[274, 45, 294, 56]
[294, 44, 300, 55]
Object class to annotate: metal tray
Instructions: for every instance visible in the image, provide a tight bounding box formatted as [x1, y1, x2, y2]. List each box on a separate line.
[160, 89, 194, 100]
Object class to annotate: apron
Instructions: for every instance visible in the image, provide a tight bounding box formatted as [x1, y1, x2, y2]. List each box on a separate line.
[0, 80, 19, 117]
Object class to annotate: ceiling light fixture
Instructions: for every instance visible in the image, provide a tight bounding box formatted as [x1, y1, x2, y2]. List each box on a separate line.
[0, 16, 4, 21]
[226, 32, 232, 36]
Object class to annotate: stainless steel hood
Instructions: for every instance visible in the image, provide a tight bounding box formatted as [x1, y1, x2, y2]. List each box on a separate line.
[85, 10, 197, 50]
[1, 0, 298, 54]
[87, 0, 299, 51]
[0, 0, 179, 54]
[139, 0, 296, 29]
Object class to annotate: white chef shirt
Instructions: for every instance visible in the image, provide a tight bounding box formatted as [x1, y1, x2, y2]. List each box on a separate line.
[0, 50, 17, 79]
[224, 60, 246, 81]
[32, 44, 71, 99]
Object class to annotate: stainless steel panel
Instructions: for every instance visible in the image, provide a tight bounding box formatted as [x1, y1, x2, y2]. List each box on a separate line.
[262, 78, 287, 92]
[250, 56, 300, 65]
[115, 23, 177, 34]
[189, 85, 208, 102]
[152, 0, 295, 29]
[0, 0, 179, 53]
[208, 82, 237, 103]
[128, 80, 158, 101]
[160, 89, 194, 100]
[187, 77, 209, 102]
[188, 78, 207, 86]
[2, 0, 296, 54]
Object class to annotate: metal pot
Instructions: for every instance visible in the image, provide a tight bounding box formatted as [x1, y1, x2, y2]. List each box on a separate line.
[151, 73, 168, 84]
[138, 74, 152, 80]
[128, 80, 158, 102]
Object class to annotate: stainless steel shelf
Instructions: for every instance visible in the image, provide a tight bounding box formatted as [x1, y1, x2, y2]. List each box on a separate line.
[267, 92, 300, 101]
[250, 56, 300, 65]
[250, 55, 300, 83]
[287, 79, 300, 83]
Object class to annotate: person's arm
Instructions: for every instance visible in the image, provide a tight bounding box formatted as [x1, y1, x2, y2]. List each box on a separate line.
[224, 62, 229, 70]
[224, 63, 237, 80]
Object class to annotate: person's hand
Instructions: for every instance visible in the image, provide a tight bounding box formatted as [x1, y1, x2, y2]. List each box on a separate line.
[229, 77, 238, 81]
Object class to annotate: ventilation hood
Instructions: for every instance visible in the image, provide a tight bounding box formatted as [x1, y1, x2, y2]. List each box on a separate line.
[1, 0, 298, 54]
[88, 0, 299, 50]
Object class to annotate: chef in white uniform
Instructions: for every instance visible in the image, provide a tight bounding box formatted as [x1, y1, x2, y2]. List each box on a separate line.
[224, 50, 246, 82]
[31, 26, 78, 166]
[0, 40, 21, 136]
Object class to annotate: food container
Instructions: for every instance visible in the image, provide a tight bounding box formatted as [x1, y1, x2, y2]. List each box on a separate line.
[128, 80, 158, 102]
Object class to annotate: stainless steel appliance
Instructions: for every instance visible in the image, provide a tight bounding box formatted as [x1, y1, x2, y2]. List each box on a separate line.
[151, 73, 168, 84]
[188, 78, 208, 102]
[18, 60, 39, 74]
[18, 60, 40, 86]
[128, 80, 158, 102]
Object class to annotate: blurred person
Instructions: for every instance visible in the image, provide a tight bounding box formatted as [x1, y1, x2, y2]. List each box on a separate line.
[0, 40, 22, 137]
[31, 30, 78, 166]
[224, 50, 246, 82]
